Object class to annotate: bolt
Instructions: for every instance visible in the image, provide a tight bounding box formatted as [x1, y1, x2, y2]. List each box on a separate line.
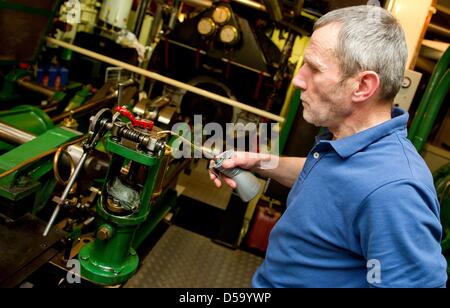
[97, 226, 112, 240]
[17, 176, 29, 186]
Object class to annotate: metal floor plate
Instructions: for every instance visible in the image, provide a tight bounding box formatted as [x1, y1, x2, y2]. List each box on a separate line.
[0, 214, 65, 287]
[125, 225, 263, 288]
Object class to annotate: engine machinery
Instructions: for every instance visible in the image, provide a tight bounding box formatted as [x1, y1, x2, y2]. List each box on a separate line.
[5, 0, 446, 287]
[0, 0, 342, 287]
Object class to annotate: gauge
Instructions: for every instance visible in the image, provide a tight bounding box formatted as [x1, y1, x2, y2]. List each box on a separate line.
[219, 25, 240, 45]
[197, 17, 216, 37]
[212, 5, 231, 25]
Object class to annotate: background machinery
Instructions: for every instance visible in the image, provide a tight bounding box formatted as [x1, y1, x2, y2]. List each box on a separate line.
[1, 0, 448, 286]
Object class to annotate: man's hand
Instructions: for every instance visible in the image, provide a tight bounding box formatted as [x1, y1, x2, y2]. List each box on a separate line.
[209, 153, 306, 189]
[209, 151, 265, 189]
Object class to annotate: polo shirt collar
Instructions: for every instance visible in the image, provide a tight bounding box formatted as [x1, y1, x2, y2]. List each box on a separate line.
[316, 108, 409, 159]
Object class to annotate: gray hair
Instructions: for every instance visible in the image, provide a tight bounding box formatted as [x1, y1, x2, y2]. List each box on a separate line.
[314, 5, 408, 100]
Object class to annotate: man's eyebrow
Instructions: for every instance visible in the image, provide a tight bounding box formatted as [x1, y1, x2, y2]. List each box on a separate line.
[304, 54, 327, 71]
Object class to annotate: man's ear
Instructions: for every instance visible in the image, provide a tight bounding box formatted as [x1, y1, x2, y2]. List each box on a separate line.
[352, 71, 380, 102]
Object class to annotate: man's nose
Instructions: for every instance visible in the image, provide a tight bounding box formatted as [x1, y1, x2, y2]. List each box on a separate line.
[292, 69, 307, 90]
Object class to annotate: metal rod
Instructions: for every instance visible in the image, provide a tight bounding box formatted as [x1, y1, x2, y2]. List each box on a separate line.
[231, 0, 267, 12]
[118, 79, 135, 105]
[148, 3, 163, 45]
[182, 0, 267, 12]
[51, 92, 117, 123]
[133, 0, 150, 35]
[182, 0, 212, 8]
[43, 152, 89, 236]
[0, 121, 36, 144]
[428, 23, 450, 39]
[16, 78, 56, 98]
[46, 37, 285, 123]
[436, 4, 450, 16]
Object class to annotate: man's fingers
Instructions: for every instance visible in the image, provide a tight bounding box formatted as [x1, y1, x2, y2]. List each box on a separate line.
[221, 159, 236, 169]
[213, 178, 222, 188]
[223, 177, 237, 189]
[209, 170, 222, 188]
[209, 169, 236, 189]
[221, 152, 257, 170]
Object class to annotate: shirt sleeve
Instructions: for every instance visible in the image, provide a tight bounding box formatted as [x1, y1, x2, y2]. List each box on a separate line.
[354, 179, 447, 288]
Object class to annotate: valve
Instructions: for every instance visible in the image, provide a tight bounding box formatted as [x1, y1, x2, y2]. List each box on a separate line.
[114, 105, 154, 130]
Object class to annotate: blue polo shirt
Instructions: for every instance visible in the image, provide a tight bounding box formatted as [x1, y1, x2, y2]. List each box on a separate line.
[252, 108, 448, 288]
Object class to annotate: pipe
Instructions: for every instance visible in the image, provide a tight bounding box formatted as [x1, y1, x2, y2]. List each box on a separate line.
[148, 3, 163, 44]
[182, 0, 212, 8]
[168, 0, 180, 31]
[436, 4, 450, 16]
[46, 37, 285, 123]
[231, 0, 267, 12]
[0, 121, 36, 144]
[416, 56, 435, 74]
[409, 46, 450, 139]
[428, 23, 450, 39]
[133, 0, 151, 36]
[411, 69, 450, 153]
[16, 78, 56, 98]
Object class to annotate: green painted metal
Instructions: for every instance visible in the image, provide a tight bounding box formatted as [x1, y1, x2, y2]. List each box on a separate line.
[411, 69, 450, 153]
[0, 69, 30, 102]
[0, 105, 54, 135]
[79, 135, 164, 285]
[406, 47, 450, 273]
[64, 86, 92, 112]
[32, 176, 57, 214]
[280, 88, 301, 153]
[104, 139, 159, 167]
[79, 224, 139, 285]
[433, 163, 450, 274]
[51, 91, 67, 104]
[440, 188, 450, 251]
[409, 47, 450, 141]
[434, 163, 450, 249]
[0, 104, 53, 152]
[132, 188, 178, 249]
[0, 127, 81, 201]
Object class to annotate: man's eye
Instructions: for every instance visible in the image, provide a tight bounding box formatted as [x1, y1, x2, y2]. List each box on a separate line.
[307, 64, 318, 72]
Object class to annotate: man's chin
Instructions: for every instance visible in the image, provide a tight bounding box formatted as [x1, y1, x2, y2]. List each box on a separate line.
[302, 112, 321, 127]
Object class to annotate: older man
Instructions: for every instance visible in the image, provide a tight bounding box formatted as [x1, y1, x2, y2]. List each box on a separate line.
[210, 5, 447, 287]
